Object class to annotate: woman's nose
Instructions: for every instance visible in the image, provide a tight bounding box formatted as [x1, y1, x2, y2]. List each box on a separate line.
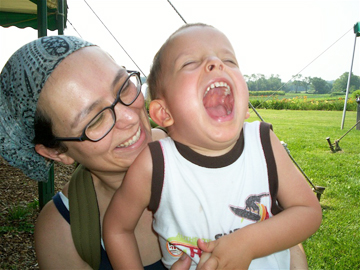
[206, 57, 224, 72]
[113, 102, 138, 129]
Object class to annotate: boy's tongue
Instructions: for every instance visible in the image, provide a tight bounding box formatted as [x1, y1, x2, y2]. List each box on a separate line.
[203, 88, 233, 118]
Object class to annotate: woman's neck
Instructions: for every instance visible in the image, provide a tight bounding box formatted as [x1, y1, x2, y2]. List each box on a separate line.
[91, 170, 126, 196]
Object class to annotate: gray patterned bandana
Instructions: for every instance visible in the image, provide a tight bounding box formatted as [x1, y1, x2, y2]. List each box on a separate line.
[0, 36, 94, 182]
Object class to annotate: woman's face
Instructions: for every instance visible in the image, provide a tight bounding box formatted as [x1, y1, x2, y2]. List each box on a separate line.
[38, 47, 152, 177]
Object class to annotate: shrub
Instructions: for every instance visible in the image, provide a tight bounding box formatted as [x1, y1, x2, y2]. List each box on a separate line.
[351, 89, 360, 99]
[249, 97, 357, 111]
[249, 91, 285, 96]
[330, 92, 345, 96]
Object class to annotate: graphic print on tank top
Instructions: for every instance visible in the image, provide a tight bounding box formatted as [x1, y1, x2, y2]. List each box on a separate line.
[230, 193, 270, 222]
[166, 192, 270, 260]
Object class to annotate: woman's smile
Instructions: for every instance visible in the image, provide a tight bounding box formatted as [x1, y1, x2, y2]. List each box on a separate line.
[117, 127, 141, 148]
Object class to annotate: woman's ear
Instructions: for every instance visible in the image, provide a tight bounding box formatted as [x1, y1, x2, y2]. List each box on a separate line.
[149, 99, 174, 128]
[35, 144, 75, 165]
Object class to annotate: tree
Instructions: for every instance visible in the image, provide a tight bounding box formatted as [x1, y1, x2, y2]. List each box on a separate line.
[267, 74, 282, 90]
[331, 72, 360, 93]
[256, 74, 267, 91]
[310, 77, 331, 94]
[292, 74, 303, 93]
[244, 73, 283, 91]
[301, 76, 312, 93]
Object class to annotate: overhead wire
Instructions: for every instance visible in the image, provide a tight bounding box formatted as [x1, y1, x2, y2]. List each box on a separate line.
[164, 0, 326, 197]
[165, 1, 353, 125]
[83, 0, 146, 78]
[167, 0, 187, 24]
[250, 27, 354, 112]
[67, 19, 83, 38]
[79, 0, 352, 118]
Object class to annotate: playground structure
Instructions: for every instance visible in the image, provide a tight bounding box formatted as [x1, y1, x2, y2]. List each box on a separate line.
[328, 88, 360, 153]
[341, 22, 360, 129]
[281, 141, 325, 201]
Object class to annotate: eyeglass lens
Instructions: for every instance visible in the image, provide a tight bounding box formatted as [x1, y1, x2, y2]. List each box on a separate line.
[120, 74, 141, 105]
[84, 73, 141, 141]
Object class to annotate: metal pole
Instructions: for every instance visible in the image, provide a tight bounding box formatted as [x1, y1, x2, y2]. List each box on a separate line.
[57, 0, 65, 35]
[341, 34, 357, 129]
[281, 141, 325, 200]
[37, 0, 54, 209]
[37, 0, 47, 38]
[249, 101, 265, 122]
[357, 97, 360, 130]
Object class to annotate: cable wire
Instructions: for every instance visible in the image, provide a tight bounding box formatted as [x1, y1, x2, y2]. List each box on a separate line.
[250, 27, 354, 111]
[67, 19, 83, 38]
[167, 0, 187, 24]
[83, 0, 146, 78]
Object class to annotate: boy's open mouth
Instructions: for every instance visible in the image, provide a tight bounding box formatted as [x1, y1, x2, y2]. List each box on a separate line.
[203, 81, 234, 118]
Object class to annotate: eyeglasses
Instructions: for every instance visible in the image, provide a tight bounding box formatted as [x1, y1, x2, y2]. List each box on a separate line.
[54, 70, 142, 142]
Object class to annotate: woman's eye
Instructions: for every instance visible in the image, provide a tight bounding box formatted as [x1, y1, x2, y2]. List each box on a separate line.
[121, 80, 130, 93]
[87, 113, 104, 130]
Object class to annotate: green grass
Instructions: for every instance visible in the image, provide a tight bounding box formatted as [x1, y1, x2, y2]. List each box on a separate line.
[0, 199, 38, 233]
[247, 109, 360, 269]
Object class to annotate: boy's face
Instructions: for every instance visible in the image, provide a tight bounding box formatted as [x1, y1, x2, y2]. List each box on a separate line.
[160, 26, 249, 155]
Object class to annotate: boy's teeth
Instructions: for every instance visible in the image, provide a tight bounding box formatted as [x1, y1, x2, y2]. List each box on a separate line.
[118, 128, 141, 148]
[204, 82, 230, 97]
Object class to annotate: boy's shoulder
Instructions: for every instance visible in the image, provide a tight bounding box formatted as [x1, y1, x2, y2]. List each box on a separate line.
[244, 121, 272, 130]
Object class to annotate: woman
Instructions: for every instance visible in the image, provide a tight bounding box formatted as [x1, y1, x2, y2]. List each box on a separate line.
[0, 35, 167, 269]
[0, 36, 307, 269]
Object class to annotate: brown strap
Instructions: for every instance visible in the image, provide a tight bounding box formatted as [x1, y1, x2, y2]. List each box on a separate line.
[68, 164, 101, 270]
[148, 141, 165, 213]
[259, 122, 283, 215]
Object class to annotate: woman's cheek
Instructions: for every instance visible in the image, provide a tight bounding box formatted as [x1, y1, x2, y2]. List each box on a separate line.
[133, 92, 145, 108]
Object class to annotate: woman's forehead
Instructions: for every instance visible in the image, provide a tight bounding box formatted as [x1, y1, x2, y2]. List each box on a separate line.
[39, 47, 125, 120]
[48, 47, 123, 88]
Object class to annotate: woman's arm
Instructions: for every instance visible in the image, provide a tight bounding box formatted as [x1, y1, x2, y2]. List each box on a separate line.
[290, 244, 308, 269]
[103, 146, 154, 270]
[195, 130, 322, 269]
[35, 200, 92, 269]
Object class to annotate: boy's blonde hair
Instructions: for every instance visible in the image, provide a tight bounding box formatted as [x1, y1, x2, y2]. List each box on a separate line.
[147, 23, 213, 101]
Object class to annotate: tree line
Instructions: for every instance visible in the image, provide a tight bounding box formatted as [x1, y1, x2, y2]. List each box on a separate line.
[244, 72, 360, 94]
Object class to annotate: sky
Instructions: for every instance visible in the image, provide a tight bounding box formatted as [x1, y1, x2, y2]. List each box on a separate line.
[0, 0, 360, 83]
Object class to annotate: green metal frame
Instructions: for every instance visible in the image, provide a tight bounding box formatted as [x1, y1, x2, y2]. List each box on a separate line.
[354, 22, 360, 37]
[36, 0, 66, 209]
[0, 0, 67, 31]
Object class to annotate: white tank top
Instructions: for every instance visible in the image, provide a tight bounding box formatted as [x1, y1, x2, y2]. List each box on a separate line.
[149, 121, 290, 269]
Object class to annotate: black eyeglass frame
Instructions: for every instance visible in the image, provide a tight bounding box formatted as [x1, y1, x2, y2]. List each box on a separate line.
[54, 70, 142, 142]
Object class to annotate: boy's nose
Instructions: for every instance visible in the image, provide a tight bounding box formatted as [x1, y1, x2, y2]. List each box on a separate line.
[206, 57, 224, 72]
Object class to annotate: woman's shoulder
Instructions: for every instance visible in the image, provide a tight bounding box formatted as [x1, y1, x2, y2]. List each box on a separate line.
[35, 194, 70, 242]
[34, 193, 91, 268]
[151, 127, 167, 141]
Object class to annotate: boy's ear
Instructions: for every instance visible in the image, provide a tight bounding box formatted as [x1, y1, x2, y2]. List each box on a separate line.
[149, 99, 174, 128]
[35, 144, 75, 165]
[245, 110, 250, 119]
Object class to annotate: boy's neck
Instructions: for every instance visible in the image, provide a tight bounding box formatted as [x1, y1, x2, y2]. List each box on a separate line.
[173, 133, 244, 168]
[173, 129, 243, 157]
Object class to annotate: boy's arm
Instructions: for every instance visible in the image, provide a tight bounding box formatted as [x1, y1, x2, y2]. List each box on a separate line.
[197, 130, 322, 270]
[103, 146, 153, 270]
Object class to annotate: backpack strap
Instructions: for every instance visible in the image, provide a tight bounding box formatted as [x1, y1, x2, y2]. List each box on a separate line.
[68, 164, 101, 270]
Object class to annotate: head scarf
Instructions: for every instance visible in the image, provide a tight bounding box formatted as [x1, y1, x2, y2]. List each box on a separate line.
[0, 36, 94, 182]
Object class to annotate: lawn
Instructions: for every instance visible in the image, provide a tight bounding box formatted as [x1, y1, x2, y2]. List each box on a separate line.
[1, 106, 358, 269]
[247, 109, 360, 269]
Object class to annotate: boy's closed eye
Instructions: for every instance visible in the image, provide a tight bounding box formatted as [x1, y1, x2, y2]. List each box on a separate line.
[182, 61, 198, 68]
[223, 59, 238, 67]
